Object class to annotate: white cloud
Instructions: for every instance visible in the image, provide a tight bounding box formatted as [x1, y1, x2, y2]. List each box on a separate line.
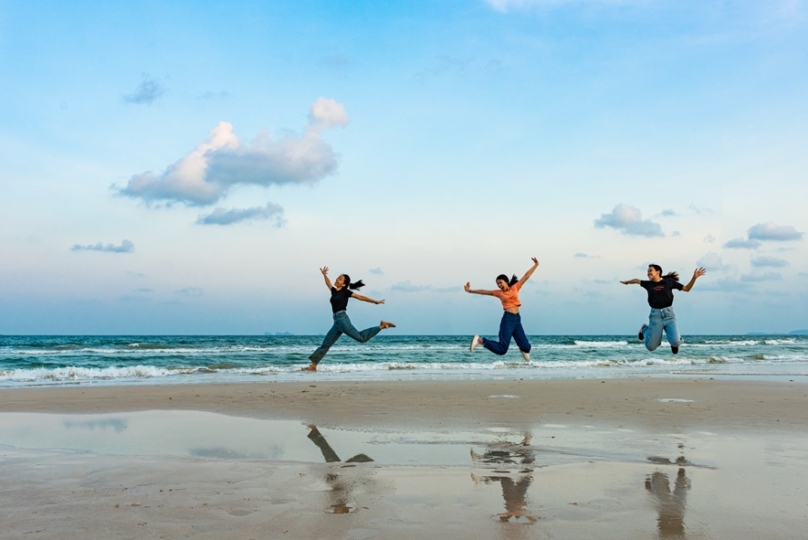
[71, 239, 134, 253]
[751, 256, 789, 268]
[308, 97, 349, 129]
[699, 279, 755, 293]
[696, 252, 727, 271]
[741, 272, 782, 282]
[197, 202, 285, 226]
[123, 74, 166, 105]
[391, 280, 431, 293]
[574, 252, 599, 258]
[748, 222, 804, 242]
[724, 238, 761, 250]
[594, 204, 664, 237]
[118, 99, 347, 206]
[703, 234, 716, 244]
[369, 267, 384, 275]
[390, 281, 460, 293]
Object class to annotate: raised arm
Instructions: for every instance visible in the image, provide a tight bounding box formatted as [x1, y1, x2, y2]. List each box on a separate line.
[319, 266, 333, 290]
[682, 267, 707, 292]
[517, 257, 540, 287]
[464, 282, 496, 296]
[620, 278, 641, 285]
[351, 293, 385, 305]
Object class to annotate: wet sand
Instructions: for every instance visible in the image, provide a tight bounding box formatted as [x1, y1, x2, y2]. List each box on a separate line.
[2, 379, 807, 539]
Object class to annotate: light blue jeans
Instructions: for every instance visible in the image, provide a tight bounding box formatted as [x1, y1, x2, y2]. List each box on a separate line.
[643, 307, 682, 351]
[308, 311, 381, 364]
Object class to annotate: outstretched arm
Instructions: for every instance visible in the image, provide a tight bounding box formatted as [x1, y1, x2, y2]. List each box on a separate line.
[319, 266, 333, 290]
[351, 293, 385, 305]
[682, 267, 707, 292]
[620, 278, 641, 285]
[517, 257, 540, 287]
[464, 282, 496, 296]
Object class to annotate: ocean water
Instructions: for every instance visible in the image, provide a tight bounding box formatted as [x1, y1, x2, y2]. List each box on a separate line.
[1, 334, 807, 387]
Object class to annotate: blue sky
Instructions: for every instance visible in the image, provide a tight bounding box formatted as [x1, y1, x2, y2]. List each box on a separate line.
[1, 0, 806, 334]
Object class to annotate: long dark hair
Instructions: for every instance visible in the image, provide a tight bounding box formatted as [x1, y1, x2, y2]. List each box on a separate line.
[341, 274, 365, 290]
[496, 274, 519, 287]
[649, 264, 679, 282]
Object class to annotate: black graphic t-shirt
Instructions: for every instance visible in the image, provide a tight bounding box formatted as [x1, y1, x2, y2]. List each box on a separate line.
[640, 278, 683, 309]
[329, 287, 353, 313]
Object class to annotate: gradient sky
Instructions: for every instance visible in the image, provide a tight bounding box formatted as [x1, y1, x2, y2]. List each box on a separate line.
[2, 0, 807, 335]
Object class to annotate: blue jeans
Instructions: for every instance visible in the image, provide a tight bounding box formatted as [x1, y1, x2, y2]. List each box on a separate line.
[643, 307, 682, 351]
[482, 312, 531, 355]
[309, 311, 382, 364]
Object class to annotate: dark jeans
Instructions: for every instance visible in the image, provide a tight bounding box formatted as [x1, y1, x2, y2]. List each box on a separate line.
[482, 311, 531, 355]
[308, 311, 382, 364]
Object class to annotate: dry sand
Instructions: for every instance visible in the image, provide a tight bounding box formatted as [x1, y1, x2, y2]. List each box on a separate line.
[2, 379, 807, 539]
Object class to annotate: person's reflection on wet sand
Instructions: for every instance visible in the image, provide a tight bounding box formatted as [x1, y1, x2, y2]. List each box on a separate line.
[645, 467, 691, 539]
[306, 424, 373, 514]
[471, 432, 538, 524]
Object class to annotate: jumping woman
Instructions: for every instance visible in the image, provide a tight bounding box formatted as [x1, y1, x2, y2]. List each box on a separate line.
[303, 266, 396, 371]
[621, 265, 706, 354]
[465, 257, 540, 361]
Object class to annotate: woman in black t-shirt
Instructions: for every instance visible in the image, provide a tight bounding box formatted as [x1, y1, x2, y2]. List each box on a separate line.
[621, 264, 706, 354]
[304, 266, 396, 371]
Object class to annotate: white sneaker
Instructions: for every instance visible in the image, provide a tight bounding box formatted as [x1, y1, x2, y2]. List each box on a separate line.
[521, 351, 530, 362]
[470, 335, 480, 352]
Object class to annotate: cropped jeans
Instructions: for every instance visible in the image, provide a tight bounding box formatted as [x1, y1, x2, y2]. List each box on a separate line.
[482, 311, 532, 355]
[309, 311, 381, 364]
[643, 307, 682, 351]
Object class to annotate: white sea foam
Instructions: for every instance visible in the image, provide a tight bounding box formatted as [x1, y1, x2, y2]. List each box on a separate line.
[764, 338, 797, 345]
[572, 340, 629, 348]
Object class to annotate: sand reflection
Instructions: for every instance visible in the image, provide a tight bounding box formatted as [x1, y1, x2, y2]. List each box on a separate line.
[471, 432, 539, 527]
[646, 467, 691, 539]
[306, 424, 374, 514]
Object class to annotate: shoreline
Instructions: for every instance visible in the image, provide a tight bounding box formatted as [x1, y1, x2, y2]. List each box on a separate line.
[2, 378, 806, 432]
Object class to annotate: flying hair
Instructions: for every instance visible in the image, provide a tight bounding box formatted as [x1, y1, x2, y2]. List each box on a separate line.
[496, 274, 519, 287]
[341, 274, 365, 290]
[649, 264, 679, 282]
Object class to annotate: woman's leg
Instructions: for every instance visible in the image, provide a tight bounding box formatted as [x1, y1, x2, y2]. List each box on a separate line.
[308, 321, 343, 364]
[335, 312, 382, 343]
[483, 312, 517, 355]
[661, 307, 683, 347]
[644, 309, 664, 351]
[512, 315, 531, 353]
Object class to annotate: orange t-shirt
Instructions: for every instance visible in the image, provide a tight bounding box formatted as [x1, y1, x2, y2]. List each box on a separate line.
[492, 282, 521, 310]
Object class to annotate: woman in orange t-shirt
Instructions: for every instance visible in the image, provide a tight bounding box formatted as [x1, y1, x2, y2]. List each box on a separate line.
[464, 257, 539, 361]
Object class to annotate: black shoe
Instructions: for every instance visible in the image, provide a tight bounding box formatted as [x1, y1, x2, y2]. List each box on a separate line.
[671, 346, 679, 355]
[638, 325, 647, 341]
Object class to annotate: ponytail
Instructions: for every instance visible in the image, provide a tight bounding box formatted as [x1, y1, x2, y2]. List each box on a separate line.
[649, 264, 679, 282]
[496, 274, 519, 286]
[340, 274, 365, 290]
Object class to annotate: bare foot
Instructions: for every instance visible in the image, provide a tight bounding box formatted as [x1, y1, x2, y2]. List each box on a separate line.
[301, 364, 317, 372]
[380, 321, 396, 329]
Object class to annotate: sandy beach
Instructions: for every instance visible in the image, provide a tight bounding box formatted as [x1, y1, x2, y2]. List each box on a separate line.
[2, 379, 807, 539]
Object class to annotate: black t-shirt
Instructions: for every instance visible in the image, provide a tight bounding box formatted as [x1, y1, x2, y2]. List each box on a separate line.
[640, 278, 683, 309]
[329, 287, 353, 313]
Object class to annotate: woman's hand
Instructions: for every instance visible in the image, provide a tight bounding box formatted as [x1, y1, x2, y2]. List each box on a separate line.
[464, 282, 471, 293]
[320, 266, 329, 276]
[693, 267, 707, 279]
[375, 299, 386, 305]
[531, 257, 539, 266]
